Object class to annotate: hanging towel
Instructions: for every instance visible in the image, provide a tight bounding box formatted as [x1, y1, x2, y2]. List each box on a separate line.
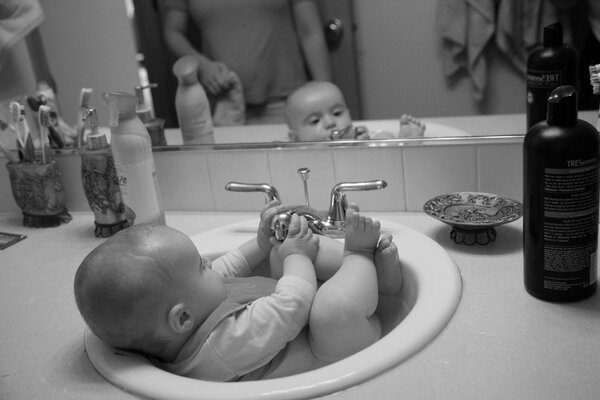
[213, 71, 246, 126]
[0, 0, 44, 69]
[496, 0, 573, 74]
[436, 0, 496, 102]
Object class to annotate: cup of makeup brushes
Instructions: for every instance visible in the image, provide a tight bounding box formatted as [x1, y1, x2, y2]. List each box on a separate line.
[6, 161, 72, 227]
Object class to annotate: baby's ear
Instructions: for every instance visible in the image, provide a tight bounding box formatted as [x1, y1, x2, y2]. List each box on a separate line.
[168, 303, 193, 333]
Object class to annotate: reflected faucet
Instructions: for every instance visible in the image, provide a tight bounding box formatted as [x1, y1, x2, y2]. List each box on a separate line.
[225, 171, 387, 238]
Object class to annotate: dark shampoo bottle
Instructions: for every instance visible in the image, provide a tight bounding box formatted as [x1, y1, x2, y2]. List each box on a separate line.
[523, 85, 599, 301]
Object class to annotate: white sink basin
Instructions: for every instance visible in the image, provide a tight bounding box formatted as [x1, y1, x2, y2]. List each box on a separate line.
[84, 218, 461, 399]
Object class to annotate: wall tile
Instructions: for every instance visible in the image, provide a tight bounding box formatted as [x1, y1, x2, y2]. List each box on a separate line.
[332, 147, 405, 211]
[477, 143, 523, 201]
[206, 150, 270, 211]
[403, 144, 478, 211]
[154, 151, 214, 211]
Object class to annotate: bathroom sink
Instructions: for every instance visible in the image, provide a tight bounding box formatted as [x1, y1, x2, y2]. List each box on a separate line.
[84, 218, 462, 399]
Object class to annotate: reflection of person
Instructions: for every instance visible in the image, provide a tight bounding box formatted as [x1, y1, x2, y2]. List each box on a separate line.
[161, 0, 332, 125]
[285, 81, 426, 141]
[74, 200, 403, 382]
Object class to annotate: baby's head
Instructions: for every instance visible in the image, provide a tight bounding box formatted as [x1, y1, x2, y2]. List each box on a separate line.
[74, 224, 225, 360]
[285, 81, 353, 141]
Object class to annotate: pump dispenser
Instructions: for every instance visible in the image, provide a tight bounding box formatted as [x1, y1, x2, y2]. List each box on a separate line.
[80, 108, 131, 237]
[523, 85, 598, 301]
[526, 23, 578, 128]
[173, 55, 214, 144]
[135, 83, 166, 146]
[103, 92, 165, 225]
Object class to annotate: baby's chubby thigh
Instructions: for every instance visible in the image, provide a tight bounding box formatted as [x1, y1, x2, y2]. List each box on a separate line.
[261, 327, 327, 379]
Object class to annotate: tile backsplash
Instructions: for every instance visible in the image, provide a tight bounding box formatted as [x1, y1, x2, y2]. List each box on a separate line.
[0, 140, 524, 214]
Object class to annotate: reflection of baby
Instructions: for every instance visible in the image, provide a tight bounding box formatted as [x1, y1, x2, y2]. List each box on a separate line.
[74, 200, 403, 382]
[285, 81, 425, 141]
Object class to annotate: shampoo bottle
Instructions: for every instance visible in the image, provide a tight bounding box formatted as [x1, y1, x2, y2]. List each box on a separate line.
[103, 91, 166, 225]
[523, 85, 598, 301]
[80, 108, 131, 237]
[526, 22, 578, 128]
[173, 55, 214, 144]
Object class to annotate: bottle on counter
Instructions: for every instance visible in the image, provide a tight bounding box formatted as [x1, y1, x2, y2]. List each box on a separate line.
[135, 83, 167, 147]
[103, 91, 166, 226]
[523, 85, 598, 301]
[173, 55, 214, 144]
[526, 22, 578, 129]
[79, 108, 131, 237]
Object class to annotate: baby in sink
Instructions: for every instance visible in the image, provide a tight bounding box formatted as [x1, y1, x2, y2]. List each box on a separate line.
[74, 201, 403, 382]
[285, 81, 426, 141]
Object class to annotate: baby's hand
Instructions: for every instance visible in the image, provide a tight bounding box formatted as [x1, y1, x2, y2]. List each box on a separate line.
[257, 199, 285, 252]
[199, 61, 232, 95]
[272, 214, 319, 261]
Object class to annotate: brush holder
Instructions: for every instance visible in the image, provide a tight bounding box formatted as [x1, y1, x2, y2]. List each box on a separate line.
[6, 161, 72, 227]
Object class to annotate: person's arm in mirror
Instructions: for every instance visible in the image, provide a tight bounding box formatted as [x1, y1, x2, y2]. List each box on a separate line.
[160, 1, 231, 95]
[292, 0, 332, 81]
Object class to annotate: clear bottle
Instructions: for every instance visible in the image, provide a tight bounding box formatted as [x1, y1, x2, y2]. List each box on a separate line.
[173, 55, 214, 144]
[523, 85, 598, 301]
[526, 22, 578, 128]
[103, 91, 166, 225]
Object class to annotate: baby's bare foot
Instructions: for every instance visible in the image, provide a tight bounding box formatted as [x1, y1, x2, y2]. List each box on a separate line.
[399, 114, 426, 138]
[375, 234, 403, 294]
[344, 210, 380, 255]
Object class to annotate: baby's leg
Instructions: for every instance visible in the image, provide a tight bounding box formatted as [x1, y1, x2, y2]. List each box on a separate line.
[375, 234, 403, 295]
[308, 211, 382, 361]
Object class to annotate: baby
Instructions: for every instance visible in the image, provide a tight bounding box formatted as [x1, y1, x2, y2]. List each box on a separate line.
[74, 201, 403, 382]
[285, 81, 425, 141]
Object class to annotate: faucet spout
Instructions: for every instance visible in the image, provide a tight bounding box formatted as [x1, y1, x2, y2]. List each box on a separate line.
[224, 182, 281, 203]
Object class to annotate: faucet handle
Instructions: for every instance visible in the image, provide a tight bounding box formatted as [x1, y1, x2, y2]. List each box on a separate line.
[224, 182, 281, 203]
[297, 167, 311, 207]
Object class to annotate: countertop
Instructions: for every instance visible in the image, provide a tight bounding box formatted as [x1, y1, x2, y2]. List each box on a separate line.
[0, 211, 598, 400]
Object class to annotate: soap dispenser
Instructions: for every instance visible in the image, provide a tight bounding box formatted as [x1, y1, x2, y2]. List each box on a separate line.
[172, 55, 214, 144]
[523, 85, 598, 301]
[103, 91, 166, 226]
[79, 108, 131, 237]
[526, 22, 578, 128]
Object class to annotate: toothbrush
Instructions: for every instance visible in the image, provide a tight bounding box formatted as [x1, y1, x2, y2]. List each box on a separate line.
[77, 88, 93, 149]
[10, 101, 35, 162]
[38, 105, 53, 164]
[588, 64, 600, 131]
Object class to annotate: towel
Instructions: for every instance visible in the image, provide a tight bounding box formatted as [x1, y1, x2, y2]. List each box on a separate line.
[213, 71, 246, 126]
[589, 0, 600, 43]
[0, 0, 44, 69]
[496, 0, 572, 74]
[436, 0, 496, 102]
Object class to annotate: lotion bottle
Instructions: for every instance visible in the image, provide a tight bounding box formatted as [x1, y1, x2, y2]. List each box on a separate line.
[173, 55, 214, 144]
[526, 22, 578, 128]
[103, 91, 166, 225]
[523, 85, 598, 301]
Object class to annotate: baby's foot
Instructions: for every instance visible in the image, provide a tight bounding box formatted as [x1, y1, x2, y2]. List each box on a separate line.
[375, 234, 403, 294]
[399, 114, 426, 138]
[344, 210, 380, 255]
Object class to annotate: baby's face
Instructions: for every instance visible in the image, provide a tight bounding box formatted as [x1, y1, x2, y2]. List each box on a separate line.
[287, 84, 353, 141]
[170, 240, 226, 322]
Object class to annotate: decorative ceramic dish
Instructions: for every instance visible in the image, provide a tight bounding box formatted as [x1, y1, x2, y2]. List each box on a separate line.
[423, 192, 523, 245]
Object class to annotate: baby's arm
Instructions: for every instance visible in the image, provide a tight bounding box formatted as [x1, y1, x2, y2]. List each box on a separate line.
[236, 199, 286, 273]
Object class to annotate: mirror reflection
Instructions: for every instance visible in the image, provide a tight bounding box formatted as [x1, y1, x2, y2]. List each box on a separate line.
[8, 0, 600, 148]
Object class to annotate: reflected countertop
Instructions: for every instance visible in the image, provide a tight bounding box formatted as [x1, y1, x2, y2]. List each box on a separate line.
[0, 211, 598, 400]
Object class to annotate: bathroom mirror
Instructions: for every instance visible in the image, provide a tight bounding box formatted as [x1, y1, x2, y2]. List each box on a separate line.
[33, 0, 597, 149]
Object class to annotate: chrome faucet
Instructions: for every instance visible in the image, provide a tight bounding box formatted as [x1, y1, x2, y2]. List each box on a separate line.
[224, 169, 387, 238]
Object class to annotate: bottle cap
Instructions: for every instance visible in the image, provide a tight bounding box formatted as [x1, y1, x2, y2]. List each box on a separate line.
[173, 55, 200, 85]
[547, 85, 577, 126]
[103, 92, 137, 127]
[543, 22, 563, 47]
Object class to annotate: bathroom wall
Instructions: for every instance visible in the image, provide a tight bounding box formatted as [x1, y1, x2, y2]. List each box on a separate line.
[0, 140, 524, 214]
[19, 0, 524, 127]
